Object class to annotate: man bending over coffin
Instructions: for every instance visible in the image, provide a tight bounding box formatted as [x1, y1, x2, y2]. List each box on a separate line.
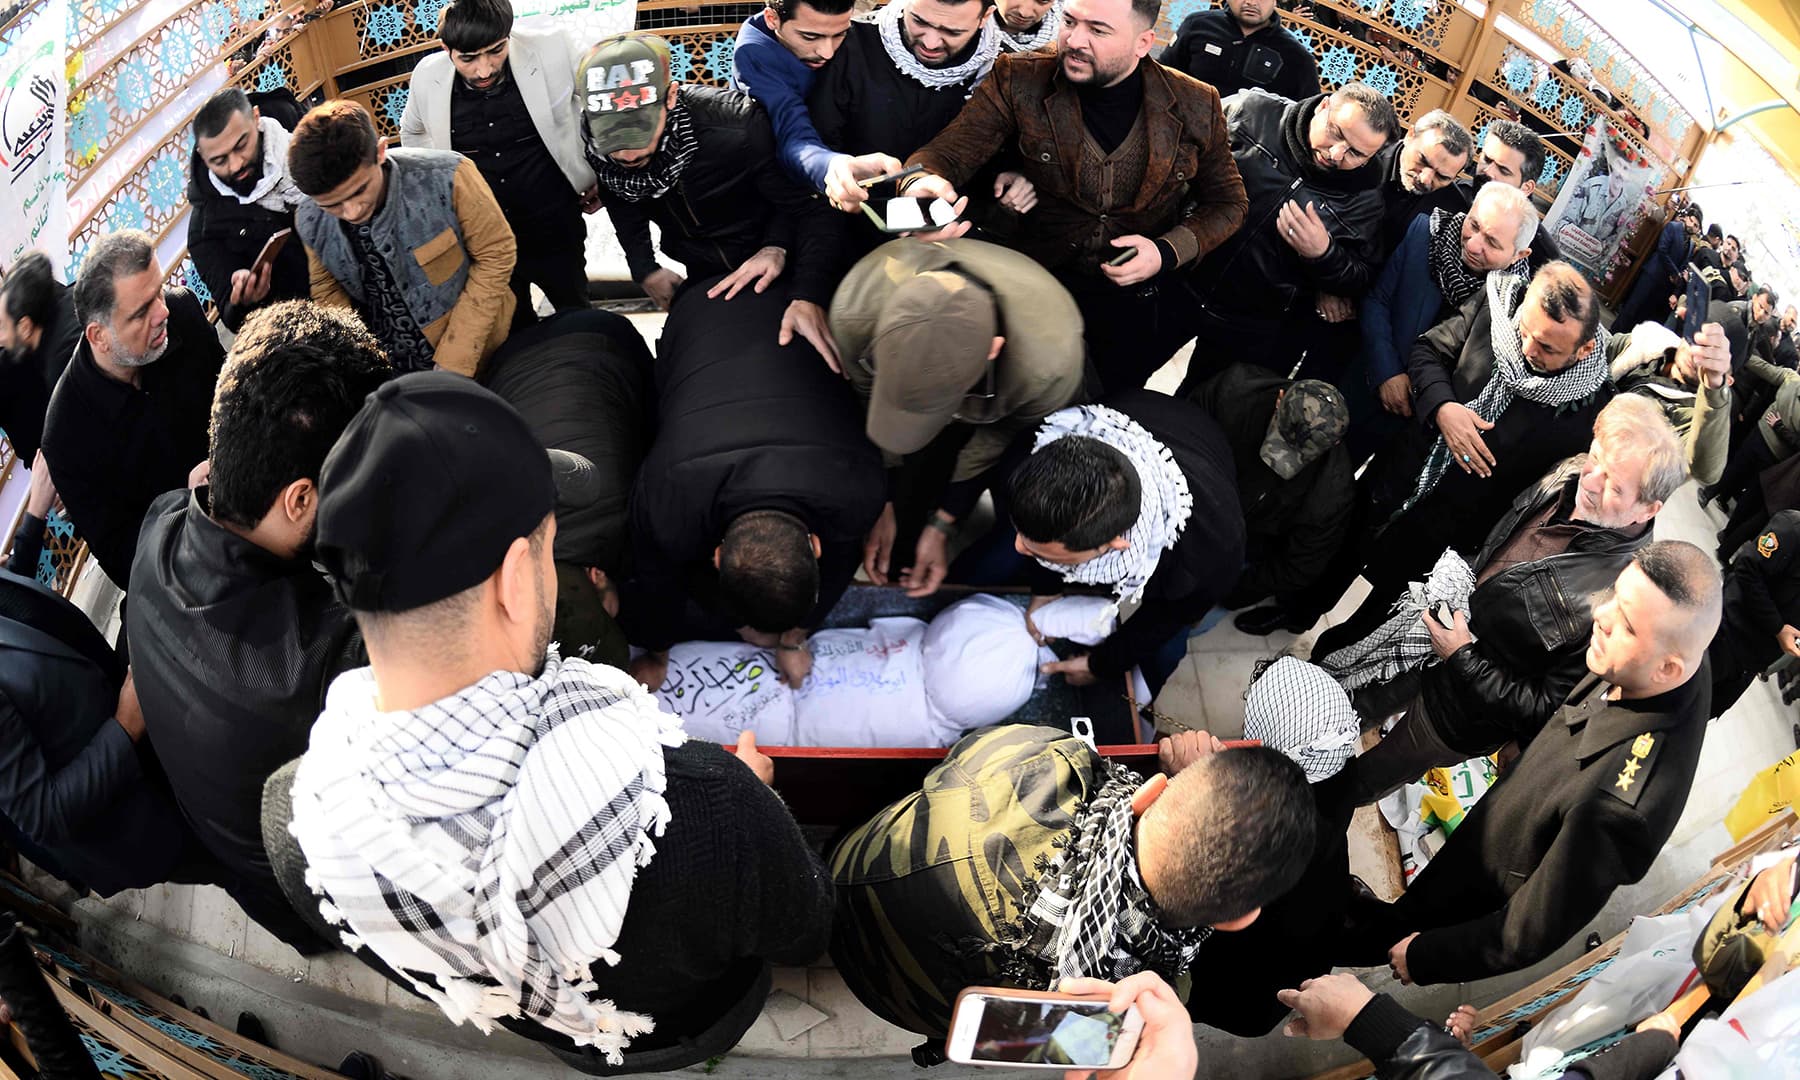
[830, 724, 1316, 1043]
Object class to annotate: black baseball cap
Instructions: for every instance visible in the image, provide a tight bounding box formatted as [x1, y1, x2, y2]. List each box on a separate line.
[317, 371, 598, 612]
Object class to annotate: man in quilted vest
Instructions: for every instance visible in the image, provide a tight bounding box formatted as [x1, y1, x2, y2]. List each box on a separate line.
[290, 99, 517, 376]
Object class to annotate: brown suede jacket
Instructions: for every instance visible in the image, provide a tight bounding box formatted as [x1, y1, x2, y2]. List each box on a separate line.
[905, 53, 1247, 274]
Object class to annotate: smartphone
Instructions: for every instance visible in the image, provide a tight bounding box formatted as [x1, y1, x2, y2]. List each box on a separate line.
[860, 196, 960, 234]
[947, 987, 1144, 1070]
[1431, 601, 1455, 628]
[1105, 247, 1137, 268]
[251, 228, 293, 278]
[1681, 262, 1710, 343]
[857, 163, 924, 189]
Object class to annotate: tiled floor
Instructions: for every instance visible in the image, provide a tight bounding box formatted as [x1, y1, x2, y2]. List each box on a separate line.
[41, 322, 1797, 1077]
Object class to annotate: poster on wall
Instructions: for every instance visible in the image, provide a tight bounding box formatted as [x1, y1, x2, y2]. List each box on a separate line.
[0, 0, 67, 276]
[1544, 117, 1661, 290]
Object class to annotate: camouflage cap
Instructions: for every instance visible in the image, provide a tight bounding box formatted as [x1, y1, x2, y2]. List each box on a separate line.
[1259, 379, 1348, 480]
[577, 33, 674, 157]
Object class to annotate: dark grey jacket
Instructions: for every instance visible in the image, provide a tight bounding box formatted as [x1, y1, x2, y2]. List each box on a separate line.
[0, 569, 193, 895]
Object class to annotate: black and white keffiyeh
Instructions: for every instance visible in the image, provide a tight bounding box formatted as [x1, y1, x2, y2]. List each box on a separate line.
[1015, 767, 1210, 984]
[588, 99, 699, 202]
[210, 116, 308, 212]
[1029, 405, 1193, 619]
[994, 2, 1061, 53]
[288, 648, 687, 1063]
[1243, 657, 1360, 781]
[876, 0, 1000, 92]
[1315, 548, 1476, 691]
[1399, 272, 1610, 517]
[1427, 209, 1528, 310]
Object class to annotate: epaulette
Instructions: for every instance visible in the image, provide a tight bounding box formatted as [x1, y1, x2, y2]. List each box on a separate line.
[1603, 730, 1664, 809]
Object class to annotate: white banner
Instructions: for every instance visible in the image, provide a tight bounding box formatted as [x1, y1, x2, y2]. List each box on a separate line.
[0, 0, 67, 275]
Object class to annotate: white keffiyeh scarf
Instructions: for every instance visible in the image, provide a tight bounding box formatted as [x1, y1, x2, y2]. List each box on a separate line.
[876, 0, 1001, 92]
[1029, 405, 1193, 618]
[288, 649, 687, 1063]
[994, 2, 1061, 53]
[1398, 272, 1610, 519]
[1315, 549, 1476, 691]
[209, 116, 308, 212]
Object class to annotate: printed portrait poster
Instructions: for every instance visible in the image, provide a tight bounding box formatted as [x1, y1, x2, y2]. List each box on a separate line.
[0, 0, 66, 275]
[1545, 117, 1661, 288]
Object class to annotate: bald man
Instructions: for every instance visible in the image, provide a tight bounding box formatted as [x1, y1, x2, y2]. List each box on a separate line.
[1339, 541, 1721, 986]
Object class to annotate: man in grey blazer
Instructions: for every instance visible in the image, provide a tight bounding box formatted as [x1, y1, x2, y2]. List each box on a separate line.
[401, 0, 599, 327]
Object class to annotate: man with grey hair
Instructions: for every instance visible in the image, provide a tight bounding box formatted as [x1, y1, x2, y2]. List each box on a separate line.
[1376, 108, 1472, 254]
[1341, 540, 1722, 986]
[1329, 394, 1688, 807]
[1420, 118, 1564, 271]
[42, 230, 225, 591]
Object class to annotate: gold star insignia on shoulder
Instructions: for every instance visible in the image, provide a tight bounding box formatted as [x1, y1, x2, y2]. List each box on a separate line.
[1616, 767, 1637, 792]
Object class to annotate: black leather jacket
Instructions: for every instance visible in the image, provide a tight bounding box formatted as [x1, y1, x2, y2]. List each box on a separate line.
[594, 85, 842, 305]
[1188, 90, 1386, 322]
[1422, 458, 1653, 752]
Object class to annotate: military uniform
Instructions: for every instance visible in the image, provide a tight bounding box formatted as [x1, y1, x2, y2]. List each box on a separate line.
[1709, 510, 1800, 716]
[1339, 670, 1711, 985]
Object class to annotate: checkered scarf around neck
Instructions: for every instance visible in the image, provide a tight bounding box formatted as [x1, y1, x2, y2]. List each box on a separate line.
[1427, 209, 1526, 309]
[994, 1, 1060, 53]
[1006, 764, 1211, 986]
[588, 99, 699, 202]
[1315, 548, 1476, 692]
[287, 648, 687, 1063]
[1029, 405, 1193, 619]
[210, 116, 308, 212]
[876, 0, 1000, 92]
[1397, 272, 1610, 520]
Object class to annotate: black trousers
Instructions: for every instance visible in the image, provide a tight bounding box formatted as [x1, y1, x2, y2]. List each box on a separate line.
[508, 221, 590, 329]
[1716, 434, 1779, 504]
[1063, 274, 1204, 396]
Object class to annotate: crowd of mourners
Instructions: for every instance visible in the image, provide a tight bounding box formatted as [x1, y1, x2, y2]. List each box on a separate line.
[1, 0, 1798, 1076]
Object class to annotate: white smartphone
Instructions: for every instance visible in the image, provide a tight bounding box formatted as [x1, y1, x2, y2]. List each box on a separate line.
[946, 986, 1144, 1070]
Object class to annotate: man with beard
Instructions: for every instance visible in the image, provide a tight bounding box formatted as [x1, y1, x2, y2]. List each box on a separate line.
[800, 0, 1039, 257]
[1372, 109, 1472, 256]
[187, 88, 311, 332]
[284, 372, 831, 1073]
[578, 33, 843, 368]
[1162, 0, 1319, 101]
[991, 0, 1060, 52]
[897, 0, 1249, 392]
[126, 302, 389, 953]
[400, 0, 600, 327]
[42, 231, 226, 592]
[1174, 82, 1398, 388]
[0, 251, 82, 464]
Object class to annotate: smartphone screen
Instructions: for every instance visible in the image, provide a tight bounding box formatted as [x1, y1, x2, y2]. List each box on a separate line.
[1682, 263, 1710, 343]
[967, 998, 1129, 1067]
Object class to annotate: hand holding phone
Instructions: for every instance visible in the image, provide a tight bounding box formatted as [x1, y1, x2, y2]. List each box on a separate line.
[948, 986, 1145, 1070]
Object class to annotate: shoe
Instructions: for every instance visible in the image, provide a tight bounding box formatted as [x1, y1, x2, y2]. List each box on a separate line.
[1234, 605, 1311, 636]
[237, 1011, 270, 1046]
[1697, 485, 1718, 508]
